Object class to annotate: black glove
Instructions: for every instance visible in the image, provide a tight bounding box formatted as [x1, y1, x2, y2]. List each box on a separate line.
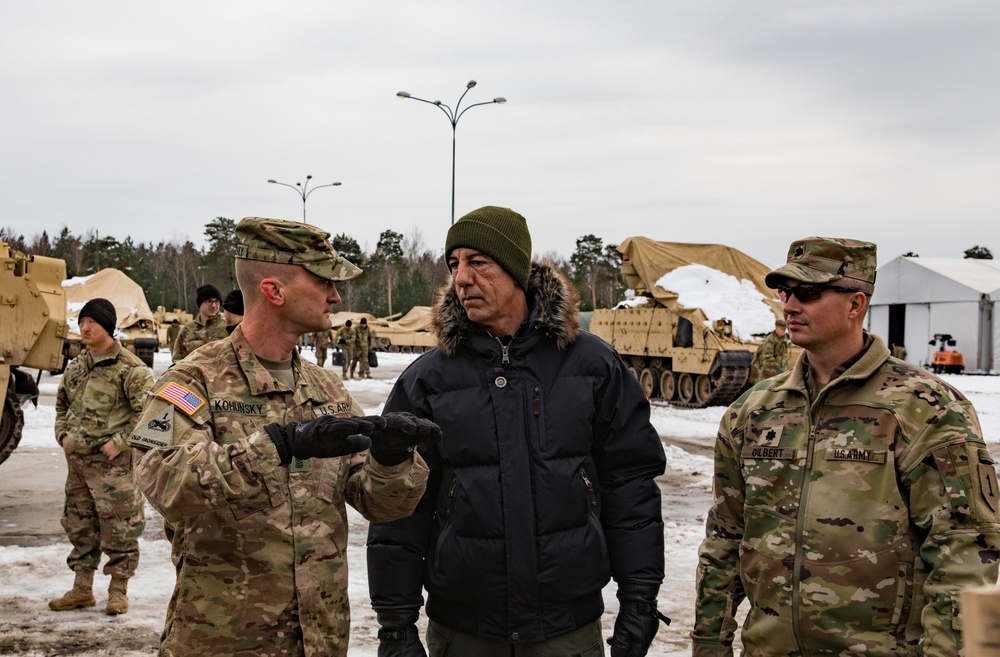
[376, 609, 425, 657]
[265, 415, 384, 465]
[368, 412, 443, 466]
[607, 581, 670, 657]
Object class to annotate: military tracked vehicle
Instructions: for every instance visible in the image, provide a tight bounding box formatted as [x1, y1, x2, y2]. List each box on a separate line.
[0, 241, 68, 465]
[154, 306, 194, 352]
[590, 237, 788, 408]
[372, 306, 435, 353]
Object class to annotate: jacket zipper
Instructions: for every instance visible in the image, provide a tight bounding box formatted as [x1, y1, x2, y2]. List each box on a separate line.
[580, 468, 608, 558]
[434, 478, 459, 570]
[492, 335, 511, 367]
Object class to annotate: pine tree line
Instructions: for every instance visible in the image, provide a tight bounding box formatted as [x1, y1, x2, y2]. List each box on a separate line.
[1, 220, 628, 317]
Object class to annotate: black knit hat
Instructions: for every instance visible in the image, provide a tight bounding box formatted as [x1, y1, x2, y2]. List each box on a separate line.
[196, 284, 223, 307]
[445, 206, 532, 289]
[79, 298, 117, 338]
[221, 289, 244, 315]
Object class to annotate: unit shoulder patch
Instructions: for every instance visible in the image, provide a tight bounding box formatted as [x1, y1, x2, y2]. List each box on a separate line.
[129, 406, 175, 449]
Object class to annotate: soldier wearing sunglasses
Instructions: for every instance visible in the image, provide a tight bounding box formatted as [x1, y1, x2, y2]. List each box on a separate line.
[694, 236, 1000, 657]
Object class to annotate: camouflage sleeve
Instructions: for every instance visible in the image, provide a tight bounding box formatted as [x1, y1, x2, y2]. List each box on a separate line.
[54, 374, 71, 445]
[692, 408, 746, 657]
[899, 398, 1000, 657]
[112, 363, 154, 450]
[171, 325, 189, 362]
[130, 376, 285, 525]
[346, 452, 429, 524]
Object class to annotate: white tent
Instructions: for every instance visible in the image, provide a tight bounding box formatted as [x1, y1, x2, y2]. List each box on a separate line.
[867, 257, 1000, 373]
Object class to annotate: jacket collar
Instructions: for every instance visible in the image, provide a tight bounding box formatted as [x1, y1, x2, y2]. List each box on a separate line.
[779, 331, 891, 394]
[432, 261, 581, 357]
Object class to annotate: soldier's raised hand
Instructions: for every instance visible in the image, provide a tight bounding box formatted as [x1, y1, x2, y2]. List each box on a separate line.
[367, 412, 442, 465]
[265, 415, 386, 465]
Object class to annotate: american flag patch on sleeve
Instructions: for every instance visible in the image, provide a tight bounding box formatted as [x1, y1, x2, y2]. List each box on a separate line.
[157, 382, 206, 415]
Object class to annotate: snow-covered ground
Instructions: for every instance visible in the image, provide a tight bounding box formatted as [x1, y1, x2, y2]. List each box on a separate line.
[3, 348, 999, 656]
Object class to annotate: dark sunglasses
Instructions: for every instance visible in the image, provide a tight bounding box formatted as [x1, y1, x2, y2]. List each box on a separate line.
[777, 283, 860, 304]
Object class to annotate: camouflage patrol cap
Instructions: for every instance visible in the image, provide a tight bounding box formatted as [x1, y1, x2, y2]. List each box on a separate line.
[235, 217, 362, 282]
[775, 318, 787, 328]
[765, 236, 877, 294]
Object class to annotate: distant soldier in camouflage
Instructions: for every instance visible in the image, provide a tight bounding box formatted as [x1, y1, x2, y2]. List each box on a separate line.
[129, 217, 437, 657]
[50, 298, 153, 616]
[751, 317, 789, 379]
[335, 319, 356, 379]
[312, 327, 332, 368]
[351, 317, 375, 379]
[693, 237, 1000, 657]
[171, 283, 228, 361]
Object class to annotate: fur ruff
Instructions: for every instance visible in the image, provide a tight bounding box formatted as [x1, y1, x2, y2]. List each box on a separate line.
[432, 261, 581, 357]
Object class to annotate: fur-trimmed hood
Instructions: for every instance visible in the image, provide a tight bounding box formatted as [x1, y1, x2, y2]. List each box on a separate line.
[431, 261, 581, 357]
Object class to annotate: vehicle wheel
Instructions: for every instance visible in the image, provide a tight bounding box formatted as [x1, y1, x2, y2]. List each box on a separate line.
[0, 387, 25, 467]
[626, 366, 639, 381]
[388, 345, 400, 353]
[677, 373, 695, 403]
[695, 374, 714, 405]
[639, 368, 660, 398]
[659, 370, 676, 401]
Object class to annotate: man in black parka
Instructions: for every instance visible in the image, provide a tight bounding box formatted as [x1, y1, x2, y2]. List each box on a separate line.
[367, 206, 667, 657]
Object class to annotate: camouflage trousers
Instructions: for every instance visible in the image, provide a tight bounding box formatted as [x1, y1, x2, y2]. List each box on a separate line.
[315, 346, 327, 368]
[341, 347, 356, 377]
[60, 449, 144, 579]
[351, 349, 370, 378]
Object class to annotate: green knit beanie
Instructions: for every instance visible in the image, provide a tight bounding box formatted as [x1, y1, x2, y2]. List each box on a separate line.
[445, 206, 532, 289]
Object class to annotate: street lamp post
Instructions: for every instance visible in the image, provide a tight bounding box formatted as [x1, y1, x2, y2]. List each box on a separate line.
[267, 175, 342, 223]
[397, 80, 506, 224]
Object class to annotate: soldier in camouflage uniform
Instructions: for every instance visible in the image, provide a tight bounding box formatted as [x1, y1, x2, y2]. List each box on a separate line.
[693, 237, 1000, 657]
[335, 319, 356, 379]
[312, 327, 332, 368]
[221, 288, 244, 335]
[50, 298, 153, 616]
[750, 317, 789, 379]
[171, 283, 228, 362]
[129, 217, 437, 657]
[351, 317, 375, 379]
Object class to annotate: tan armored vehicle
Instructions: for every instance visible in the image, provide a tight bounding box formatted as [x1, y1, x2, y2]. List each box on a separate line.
[590, 237, 789, 408]
[63, 268, 161, 367]
[0, 241, 68, 465]
[372, 306, 435, 353]
[153, 306, 194, 351]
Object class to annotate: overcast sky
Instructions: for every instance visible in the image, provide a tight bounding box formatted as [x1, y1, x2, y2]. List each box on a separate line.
[3, 1, 998, 269]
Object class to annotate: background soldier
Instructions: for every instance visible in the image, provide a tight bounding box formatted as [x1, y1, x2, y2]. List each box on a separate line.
[351, 316, 375, 379]
[313, 327, 332, 368]
[129, 217, 436, 657]
[694, 237, 1000, 656]
[751, 317, 789, 379]
[221, 288, 244, 334]
[172, 283, 228, 361]
[49, 298, 153, 616]
[335, 319, 356, 379]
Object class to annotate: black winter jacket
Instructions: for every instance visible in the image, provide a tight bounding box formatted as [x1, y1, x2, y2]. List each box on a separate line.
[367, 262, 665, 643]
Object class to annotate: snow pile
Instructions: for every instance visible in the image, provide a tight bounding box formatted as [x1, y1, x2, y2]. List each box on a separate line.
[656, 264, 777, 339]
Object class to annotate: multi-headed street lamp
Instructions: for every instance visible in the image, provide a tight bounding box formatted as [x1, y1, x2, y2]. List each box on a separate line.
[267, 175, 342, 223]
[397, 80, 506, 224]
